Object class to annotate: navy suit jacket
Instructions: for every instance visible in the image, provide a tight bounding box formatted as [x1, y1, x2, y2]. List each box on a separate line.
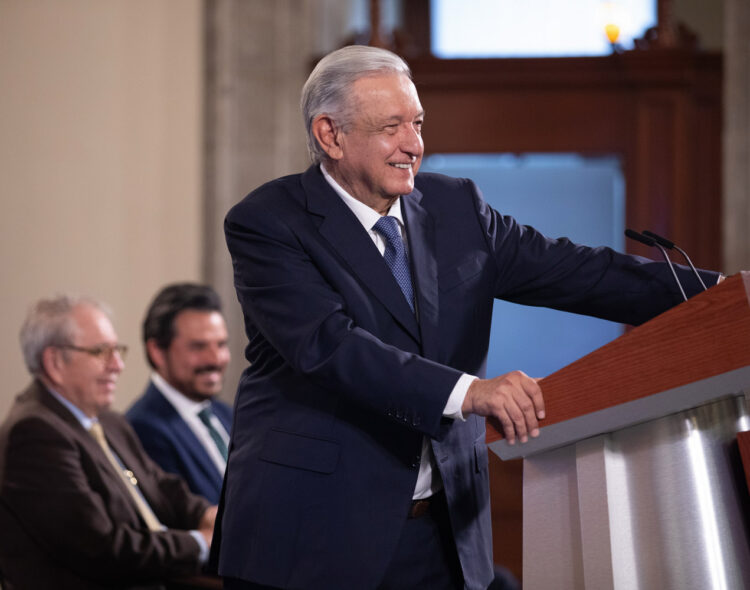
[127, 381, 233, 504]
[214, 165, 718, 589]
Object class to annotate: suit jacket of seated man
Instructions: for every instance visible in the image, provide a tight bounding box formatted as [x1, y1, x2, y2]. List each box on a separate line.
[127, 379, 233, 504]
[0, 379, 213, 590]
[213, 165, 720, 590]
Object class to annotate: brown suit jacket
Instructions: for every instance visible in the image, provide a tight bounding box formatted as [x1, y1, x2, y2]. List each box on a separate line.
[0, 380, 212, 590]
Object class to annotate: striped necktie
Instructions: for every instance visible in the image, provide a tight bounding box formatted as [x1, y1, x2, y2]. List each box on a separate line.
[89, 422, 162, 531]
[198, 406, 229, 461]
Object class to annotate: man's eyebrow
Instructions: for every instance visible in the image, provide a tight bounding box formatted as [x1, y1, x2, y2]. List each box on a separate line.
[381, 111, 426, 123]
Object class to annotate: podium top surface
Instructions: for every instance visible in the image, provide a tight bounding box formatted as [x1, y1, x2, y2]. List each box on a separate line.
[487, 272, 750, 459]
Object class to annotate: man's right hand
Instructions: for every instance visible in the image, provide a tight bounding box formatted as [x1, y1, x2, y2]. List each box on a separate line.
[461, 371, 545, 445]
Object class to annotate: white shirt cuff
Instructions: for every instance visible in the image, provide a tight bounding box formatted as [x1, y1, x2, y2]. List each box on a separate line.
[443, 373, 477, 421]
[189, 530, 209, 564]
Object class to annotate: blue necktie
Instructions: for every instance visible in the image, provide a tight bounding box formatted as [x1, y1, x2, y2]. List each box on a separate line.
[373, 216, 415, 313]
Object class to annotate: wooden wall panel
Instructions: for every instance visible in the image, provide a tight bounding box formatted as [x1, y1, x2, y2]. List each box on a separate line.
[410, 53, 722, 269]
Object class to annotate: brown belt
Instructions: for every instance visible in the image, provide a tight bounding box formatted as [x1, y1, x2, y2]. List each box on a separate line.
[409, 494, 437, 518]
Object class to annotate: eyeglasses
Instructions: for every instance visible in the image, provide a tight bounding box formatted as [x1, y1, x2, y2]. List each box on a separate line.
[60, 343, 128, 361]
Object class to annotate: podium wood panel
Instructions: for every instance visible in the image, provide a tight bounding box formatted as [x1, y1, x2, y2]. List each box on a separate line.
[487, 273, 750, 445]
[739, 431, 750, 494]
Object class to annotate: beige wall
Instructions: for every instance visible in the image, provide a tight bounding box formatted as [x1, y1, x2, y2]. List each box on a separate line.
[675, 0, 724, 50]
[0, 0, 204, 418]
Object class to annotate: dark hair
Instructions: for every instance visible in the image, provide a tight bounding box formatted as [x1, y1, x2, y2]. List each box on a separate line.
[142, 283, 223, 369]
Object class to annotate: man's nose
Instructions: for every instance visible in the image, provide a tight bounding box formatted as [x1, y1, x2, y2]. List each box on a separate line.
[108, 349, 125, 372]
[205, 344, 229, 367]
[400, 124, 423, 155]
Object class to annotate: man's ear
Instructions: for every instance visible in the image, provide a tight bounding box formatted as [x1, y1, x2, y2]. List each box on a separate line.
[146, 339, 166, 371]
[41, 346, 65, 385]
[311, 115, 344, 160]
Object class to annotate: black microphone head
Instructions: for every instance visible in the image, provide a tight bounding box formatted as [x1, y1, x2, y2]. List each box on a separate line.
[625, 229, 655, 247]
[642, 230, 675, 249]
[625, 231, 688, 301]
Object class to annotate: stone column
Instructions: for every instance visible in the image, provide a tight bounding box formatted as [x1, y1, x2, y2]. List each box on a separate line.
[202, 0, 351, 400]
[723, 0, 750, 273]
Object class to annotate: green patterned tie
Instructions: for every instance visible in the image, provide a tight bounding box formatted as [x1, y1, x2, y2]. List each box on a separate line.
[198, 407, 228, 460]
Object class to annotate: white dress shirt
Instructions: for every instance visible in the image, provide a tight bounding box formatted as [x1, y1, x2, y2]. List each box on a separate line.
[321, 164, 477, 499]
[150, 372, 229, 476]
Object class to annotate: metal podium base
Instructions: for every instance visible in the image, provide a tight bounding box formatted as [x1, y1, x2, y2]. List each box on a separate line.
[523, 394, 750, 590]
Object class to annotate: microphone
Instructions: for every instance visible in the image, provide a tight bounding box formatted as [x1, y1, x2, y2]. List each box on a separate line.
[625, 229, 687, 302]
[641, 230, 707, 291]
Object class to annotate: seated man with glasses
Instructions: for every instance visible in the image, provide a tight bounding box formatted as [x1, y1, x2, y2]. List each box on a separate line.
[0, 294, 218, 590]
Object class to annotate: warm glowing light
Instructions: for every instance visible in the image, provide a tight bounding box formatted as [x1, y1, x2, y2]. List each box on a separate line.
[599, 1, 626, 47]
[605, 23, 621, 44]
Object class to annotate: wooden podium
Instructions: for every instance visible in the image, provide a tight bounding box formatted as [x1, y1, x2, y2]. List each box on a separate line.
[487, 272, 750, 589]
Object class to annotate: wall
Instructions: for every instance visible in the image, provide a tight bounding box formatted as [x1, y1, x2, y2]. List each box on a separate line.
[202, 0, 367, 402]
[0, 0, 204, 418]
[723, 0, 750, 273]
[675, 0, 724, 50]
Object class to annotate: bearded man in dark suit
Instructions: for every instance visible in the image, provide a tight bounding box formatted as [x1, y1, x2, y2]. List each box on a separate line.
[127, 283, 232, 504]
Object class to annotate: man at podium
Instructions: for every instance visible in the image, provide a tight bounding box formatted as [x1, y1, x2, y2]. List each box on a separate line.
[212, 44, 722, 590]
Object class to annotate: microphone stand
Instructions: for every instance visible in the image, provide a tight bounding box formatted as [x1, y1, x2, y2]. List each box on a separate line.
[625, 229, 687, 302]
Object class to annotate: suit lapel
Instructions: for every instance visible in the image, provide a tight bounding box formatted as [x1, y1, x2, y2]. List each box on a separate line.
[147, 385, 223, 482]
[33, 384, 143, 515]
[34, 384, 116, 475]
[303, 166, 420, 342]
[170, 410, 223, 480]
[33, 381, 89, 434]
[401, 188, 440, 359]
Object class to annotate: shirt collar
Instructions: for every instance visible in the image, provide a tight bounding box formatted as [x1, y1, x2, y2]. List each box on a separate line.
[46, 387, 96, 430]
[320, 163, 404, 231]
[151, 372, 210, 418]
